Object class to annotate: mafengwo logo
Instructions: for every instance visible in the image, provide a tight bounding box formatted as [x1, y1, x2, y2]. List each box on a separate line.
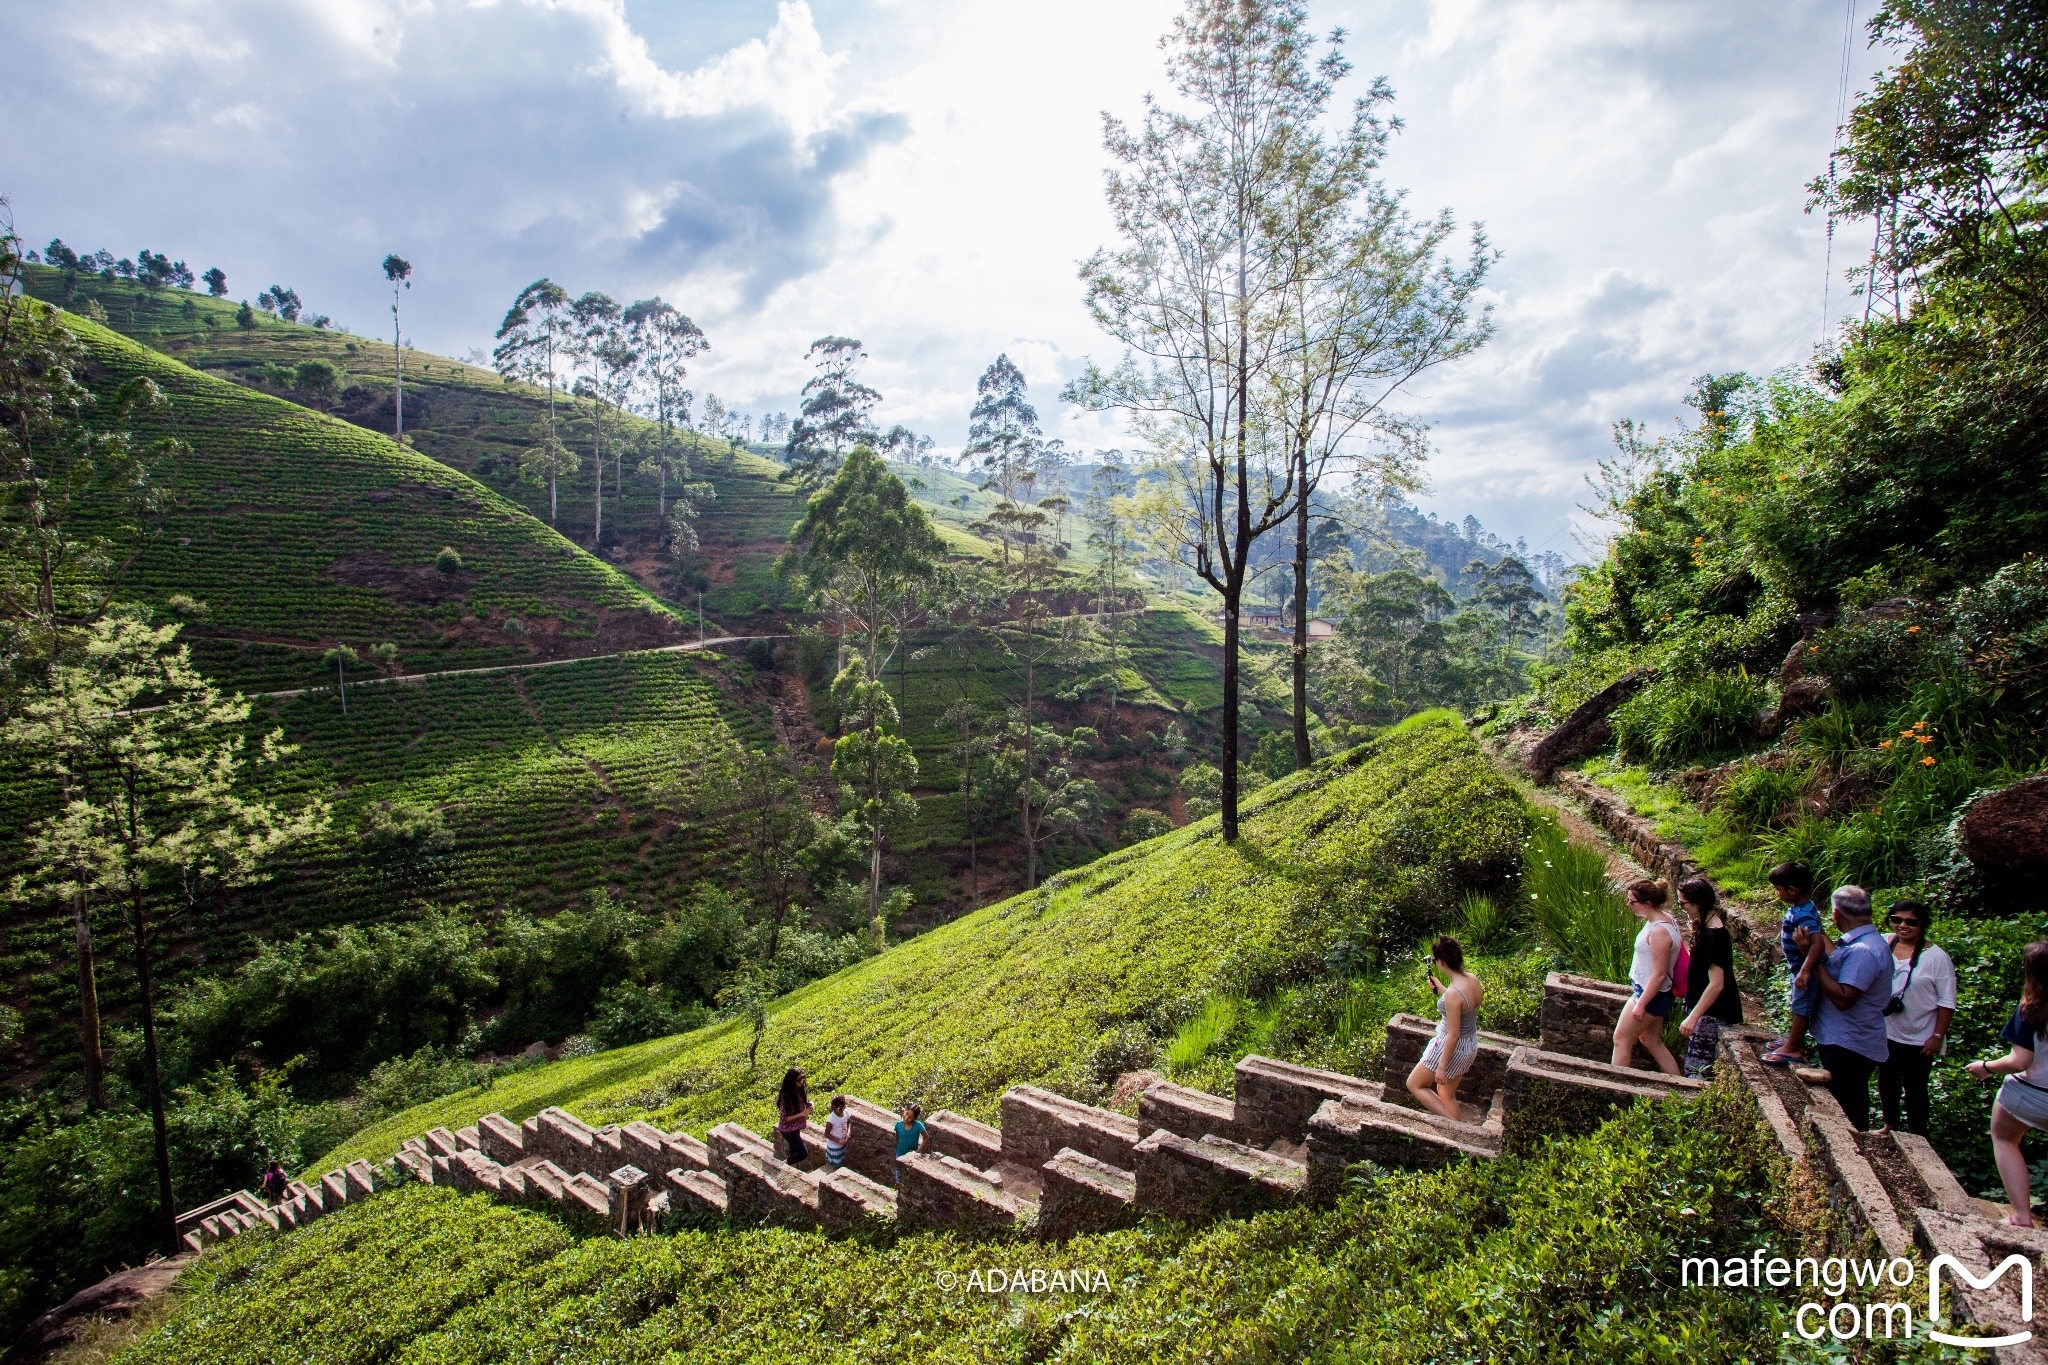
[1928, 1254, 2033, 1350]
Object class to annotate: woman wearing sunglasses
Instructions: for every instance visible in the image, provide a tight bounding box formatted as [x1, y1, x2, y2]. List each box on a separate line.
[1879, 898, 1955, 1134]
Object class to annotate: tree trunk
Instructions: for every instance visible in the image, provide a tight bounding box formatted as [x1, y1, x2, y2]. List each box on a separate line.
[129, 889, 178, 1259]
[1023, 641, 1038, 889]
[593, 401, 605, 547]
[73, 888, 103, 1109]
[393, 304, 404, 440]
[963, 734, 978, 910]
[1220, 599, 1241, 842]
[1291, 483, 1311, 770]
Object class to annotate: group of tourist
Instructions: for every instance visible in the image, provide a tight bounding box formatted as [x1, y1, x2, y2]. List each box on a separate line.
[757, 864, 2044, 1226]
[1605, 860, 2048, 1227]
[773, 1068, 928, 1182]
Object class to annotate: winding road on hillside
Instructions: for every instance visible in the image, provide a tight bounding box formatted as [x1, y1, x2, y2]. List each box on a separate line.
[232, 634, 783, 702]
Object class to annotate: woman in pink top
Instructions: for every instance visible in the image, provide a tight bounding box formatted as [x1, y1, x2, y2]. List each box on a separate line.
[776, 1067, 813, 1164]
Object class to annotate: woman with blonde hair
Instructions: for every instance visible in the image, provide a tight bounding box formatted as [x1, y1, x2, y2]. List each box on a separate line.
[1613, 879, 1683, 1076]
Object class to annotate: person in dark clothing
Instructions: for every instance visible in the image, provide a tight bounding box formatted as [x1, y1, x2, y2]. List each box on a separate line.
[260, 1159, 289, 1205]
[1676, 876, 1742, 1078]
[775, 1067, 813, 1164]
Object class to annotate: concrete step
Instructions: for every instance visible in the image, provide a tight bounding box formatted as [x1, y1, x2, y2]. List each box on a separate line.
[1133, 1128, 1305, 1220]
[897, 1150, 1034, 1232]
[725, 1149, 821, 1226]
[1001, 1084, 1142, 1171]
[665, 1167, 729, 1217]
[817, 1167, 898, 1230]
[923, 1110, 1003, 1170]
[1038, 1147, 1139, 1240]
[1137, 1080, 1246, 1145]
[1304, 1091, 1503, 1200]
[1233, 1056, 1379, 1146]
[1501, 1044, 1706, 1153]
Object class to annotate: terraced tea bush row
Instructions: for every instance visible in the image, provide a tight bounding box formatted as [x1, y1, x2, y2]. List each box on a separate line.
[318, 716, 1526, 1168]
[131, 1078, 1786, 1364]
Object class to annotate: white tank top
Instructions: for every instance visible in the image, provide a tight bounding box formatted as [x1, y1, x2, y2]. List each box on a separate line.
[1630, 919, 1681, 993]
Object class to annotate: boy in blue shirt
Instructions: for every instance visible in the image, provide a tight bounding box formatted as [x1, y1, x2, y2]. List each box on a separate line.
[1764, 862, 1824, 1066]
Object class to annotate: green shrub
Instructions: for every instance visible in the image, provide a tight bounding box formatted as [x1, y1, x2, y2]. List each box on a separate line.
[1611, 670, 1766, 765]
[1714, 761, 1805, 831]
[122, 1080, 1787, 1364]
[435, 545, 464, 574]
[1120, 807, 1174, 845]
[1523, 815, 1633, 982]
[1456, 890, 1513, 953]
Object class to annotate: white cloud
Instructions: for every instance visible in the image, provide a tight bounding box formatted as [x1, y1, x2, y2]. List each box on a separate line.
[1, 0, 1896, 555]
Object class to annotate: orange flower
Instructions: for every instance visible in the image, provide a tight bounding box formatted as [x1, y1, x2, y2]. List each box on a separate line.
[1908, 625, 1921, 634]
[1922, 757, 1936, 767]
[1879, 740, 1893, 749]
[1916, 735, 1933, 745]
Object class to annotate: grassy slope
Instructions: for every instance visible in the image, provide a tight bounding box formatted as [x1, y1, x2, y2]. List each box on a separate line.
[315, 715, 1526, 1170]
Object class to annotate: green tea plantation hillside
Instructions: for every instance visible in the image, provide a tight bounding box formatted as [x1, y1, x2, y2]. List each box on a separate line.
[318, 715, 1525, 1169]
[26, 300, 696, 691]
[20, 267, 807, 622]
[129, 1085, 1784, 1365]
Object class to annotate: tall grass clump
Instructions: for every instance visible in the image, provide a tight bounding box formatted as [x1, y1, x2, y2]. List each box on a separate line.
[1611, 669, 1767, 765]
[1523, 815, 1633, 982]
[1714, 762, 1806, 831]
[1166, 997, 1240, 1075]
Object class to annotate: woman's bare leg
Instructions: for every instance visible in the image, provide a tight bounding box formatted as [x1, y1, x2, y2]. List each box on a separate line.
[1408, 1061, 1456, 1119]
[1992, 1102, 2036, 1227]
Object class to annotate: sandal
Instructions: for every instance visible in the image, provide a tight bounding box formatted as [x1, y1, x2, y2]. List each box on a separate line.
[1761, 1049, 1806, 1067]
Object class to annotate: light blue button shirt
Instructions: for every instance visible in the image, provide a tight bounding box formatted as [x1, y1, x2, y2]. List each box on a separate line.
[1811, 922, 1893, 1063]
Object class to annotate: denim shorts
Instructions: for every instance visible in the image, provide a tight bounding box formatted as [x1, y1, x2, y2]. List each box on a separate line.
[1998, 1077, 2048, 1132]
[1630, 982, 1676, 1018]
[1787, 974, 1821, 1019]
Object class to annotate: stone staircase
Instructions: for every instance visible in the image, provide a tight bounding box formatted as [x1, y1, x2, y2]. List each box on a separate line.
[177, 972, 1713, 1253]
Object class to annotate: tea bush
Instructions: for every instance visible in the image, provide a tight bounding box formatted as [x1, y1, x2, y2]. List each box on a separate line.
[316, 718, 1527, 1167]
[123, 1078, 1788, 1363]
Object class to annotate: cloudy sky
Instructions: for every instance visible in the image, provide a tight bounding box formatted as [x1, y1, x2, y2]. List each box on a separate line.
[3, 0, 1893, 556]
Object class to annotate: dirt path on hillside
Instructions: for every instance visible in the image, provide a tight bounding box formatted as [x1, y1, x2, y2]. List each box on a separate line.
[228, 634, 782, 702]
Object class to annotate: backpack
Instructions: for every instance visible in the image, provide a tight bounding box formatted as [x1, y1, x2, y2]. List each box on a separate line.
[1666, 921, 1690, 1001]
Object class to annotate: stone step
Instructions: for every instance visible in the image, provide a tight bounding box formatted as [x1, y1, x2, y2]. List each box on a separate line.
[1133, 1128, 1304, 1220]
[1381, 1013, 1528, 1109]
[560, 1171, 613, 1220]
[345, 1160, 379, 1200]
[1038, 1147, 1139, 1240]
[897, 1150, 1033, 1232]
[817, 1167, 898, 1230]
[725, 1149, 821, 1226]
[708, 1122, 774, 1182]
[1304, 1092, 1502, 1200]
[319, 1170, 351, 1209]
[423, 1127, 462, 1159]
[1233, 1056, 1380, 1146]
[1538, 972, 1649, 1065]
[665, 1167, 729, 1217]
[1501, 1045, 1706, 1153]
[1001, 1084, 1142, 1170]
[663, 1129, 711, 1172]
[923, 1110, 1003, 1170]
[477, 1113, 524, 1165]
[454, 1126, 481, 1153]
[1138, 1080, 1246, 1145]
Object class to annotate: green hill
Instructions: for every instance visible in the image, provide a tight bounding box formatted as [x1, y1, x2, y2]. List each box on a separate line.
[18, 266, 806, 626]
[0, 306, 786, 1079]
[117, 717, 1784, 1365]
[315, 714, 1524, 1169]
